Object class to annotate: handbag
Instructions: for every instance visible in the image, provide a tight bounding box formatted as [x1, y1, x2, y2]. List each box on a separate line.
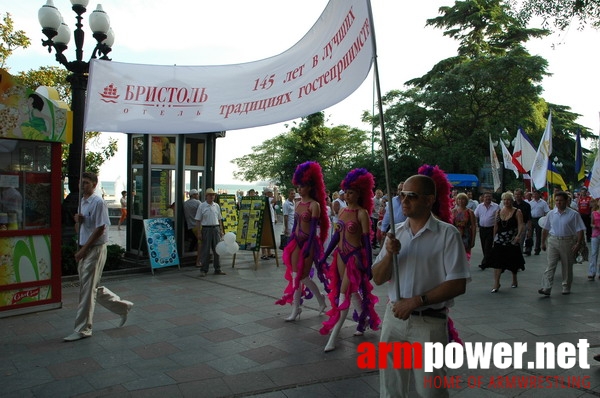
[576, 242, 589, 263]
[279, 234, 288, 250]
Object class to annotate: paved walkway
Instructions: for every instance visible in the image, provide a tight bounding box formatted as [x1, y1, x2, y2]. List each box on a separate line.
[3, 224, 600, 397]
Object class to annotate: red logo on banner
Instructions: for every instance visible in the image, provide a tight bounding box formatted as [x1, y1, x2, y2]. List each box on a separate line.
[100, 83, 120, 103]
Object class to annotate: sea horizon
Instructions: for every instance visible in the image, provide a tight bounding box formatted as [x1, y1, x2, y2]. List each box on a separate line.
[99, 181, 277, 197]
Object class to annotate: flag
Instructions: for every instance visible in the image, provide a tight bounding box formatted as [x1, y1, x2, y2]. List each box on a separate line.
[584, 170, 592, 188]
[512, 127, 537, 173]
[589, 154, 600, 198]
[547, 160, 567, 191]
[500, 140, 519, 177]
[531, 112, 553, 190]
[591, 113, 600, 198]
[489, 134, 501, 191]
[575, 129, 585, 181]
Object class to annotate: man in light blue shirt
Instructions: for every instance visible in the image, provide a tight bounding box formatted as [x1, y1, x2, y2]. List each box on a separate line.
[380, 182, 407, 233]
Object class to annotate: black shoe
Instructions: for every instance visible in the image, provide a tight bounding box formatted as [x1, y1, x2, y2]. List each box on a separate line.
[214, 270, 227, 275]
[478, 264, 486, 270]
[524, 252, 531, 256]
[538, 288, 550, 296]
[534, 251, 540, 255]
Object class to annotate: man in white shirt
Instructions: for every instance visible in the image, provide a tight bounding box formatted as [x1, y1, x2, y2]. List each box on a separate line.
[195, 188, 226, 276]
[372, 174, 469, 397]
[528, 190, 550, 255]
[539, 191, 585, 296]
[474, 192, 499, 270]
[64, 172, 133, 342]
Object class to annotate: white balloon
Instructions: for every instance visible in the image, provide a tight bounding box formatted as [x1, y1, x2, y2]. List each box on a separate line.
[223, 232, 236, 244]
[226, 242, 239, 254]
[538, 216, 547, 228]
[216, 241, 228, 256]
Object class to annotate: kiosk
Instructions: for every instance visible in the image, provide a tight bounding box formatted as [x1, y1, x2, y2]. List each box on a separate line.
[0, 69, 70, 317]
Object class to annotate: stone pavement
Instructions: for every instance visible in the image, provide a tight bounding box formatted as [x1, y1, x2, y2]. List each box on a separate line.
[3, 224, 600, 397]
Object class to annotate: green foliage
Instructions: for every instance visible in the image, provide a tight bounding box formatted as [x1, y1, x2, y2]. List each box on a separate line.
[367, 0, 594, 190]
[61, 244, 125, 276]
[0, 13, 30, 69]
[231, 112, 371, 191]
[429, 0, 549, 57]
[509, 0, 600, 29]
[14, 66, 71, 99]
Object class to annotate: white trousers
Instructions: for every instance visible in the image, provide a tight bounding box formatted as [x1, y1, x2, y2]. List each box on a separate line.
[379, 304, 449, 398]
[541, 236, 576, 292]
[73, 244, 129, 336]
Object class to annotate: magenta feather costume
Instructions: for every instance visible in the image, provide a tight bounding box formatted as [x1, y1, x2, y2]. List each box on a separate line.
[276, 161, 329, 306]
[320, 168, 381, 335]
[418, 164, 463, 345]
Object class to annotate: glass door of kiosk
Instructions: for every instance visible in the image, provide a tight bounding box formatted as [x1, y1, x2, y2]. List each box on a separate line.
[182, 137, 205, 256]
[128, 134, 209, 258]
[129, 135, 178, 255]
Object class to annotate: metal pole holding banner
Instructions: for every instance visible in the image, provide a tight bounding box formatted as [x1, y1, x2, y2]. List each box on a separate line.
[366, 0, 400, 299]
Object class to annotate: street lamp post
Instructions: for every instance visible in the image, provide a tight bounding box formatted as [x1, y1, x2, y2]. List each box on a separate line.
[38, 0, 114, 235]
[552, 156, 563, 188]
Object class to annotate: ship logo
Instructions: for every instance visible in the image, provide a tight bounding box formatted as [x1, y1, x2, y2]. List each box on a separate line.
[100, 83, 119, 103]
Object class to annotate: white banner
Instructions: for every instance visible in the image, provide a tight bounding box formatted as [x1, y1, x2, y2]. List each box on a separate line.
[84, 0, 374, 134]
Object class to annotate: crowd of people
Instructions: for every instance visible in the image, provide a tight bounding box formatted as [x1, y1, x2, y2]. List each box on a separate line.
[274, 164, 600, 395]
[469, 186, 593, 299]
[68, 165, 600, 396]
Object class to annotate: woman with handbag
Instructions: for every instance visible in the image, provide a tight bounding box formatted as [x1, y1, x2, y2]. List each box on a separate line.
[488, 191, 526, 292]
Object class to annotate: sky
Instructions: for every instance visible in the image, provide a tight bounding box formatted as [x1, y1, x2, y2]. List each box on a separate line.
[4, 0, 600, 185]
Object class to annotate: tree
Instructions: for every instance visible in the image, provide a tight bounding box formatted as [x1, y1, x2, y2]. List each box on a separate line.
[231, 112, 371, 191]
[1, 17, 118, 177]
[508, 0, 600, 30]
[365, 0, 593, 183]
[0, 13, 30, 69]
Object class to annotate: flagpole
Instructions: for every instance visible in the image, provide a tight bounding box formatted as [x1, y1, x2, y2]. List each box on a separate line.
[366, 0, 400, 299]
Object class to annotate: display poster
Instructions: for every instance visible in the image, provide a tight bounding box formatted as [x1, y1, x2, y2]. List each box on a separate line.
[142, 218, 179, 270]
[218, 194, 238, 234]
[0, 235, 53, 307]
[0, 68, 71, 143]
[236, 196, 266, 251]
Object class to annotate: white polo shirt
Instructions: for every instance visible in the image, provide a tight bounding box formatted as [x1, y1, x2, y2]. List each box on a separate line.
[374, 214, 470, 308]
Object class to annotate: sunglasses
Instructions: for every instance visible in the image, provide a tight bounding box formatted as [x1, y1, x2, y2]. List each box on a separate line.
[400, 191, 421, 200]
